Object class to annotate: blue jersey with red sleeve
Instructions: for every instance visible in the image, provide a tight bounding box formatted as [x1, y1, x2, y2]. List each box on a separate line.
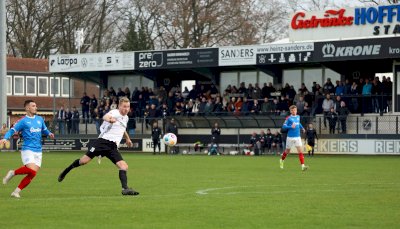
[3, 115, 51, 153]
[282, 115, 303, 138]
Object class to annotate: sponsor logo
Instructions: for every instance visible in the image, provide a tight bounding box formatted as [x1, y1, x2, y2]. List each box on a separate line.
[322, 43, 381, 57]
[375, 141, 400, 154]
[81, 58, 88, 67]
[291, 9, 354, 30]
[138, 52, 163, 68]
[107, 57, 112, 63]
[30, 127, 41, 133]
[57, 56, 78, 66]
[389, 47, 400, 54]
[318, 140, 358, 152]
[220, 48, 254, 59]
[50, 59, 55, 66]
[80, 139, 90, 148]
[354, 5, 400, 25]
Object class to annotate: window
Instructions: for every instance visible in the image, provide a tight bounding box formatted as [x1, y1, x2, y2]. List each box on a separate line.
[304, 69, 323, 91]
[38, 77, 48, 96]
[50, 77, 60, 96]
[62, 77, 70, 97]
[6, 75, 12, 95]
[239, 71, 257, 87]
[283, 70, 302, 91]
[259, 72, 274, 86]
[220, 72, 238, 92]
[13, 75, 24, 95]
[325, 68, 341, 85]
[26, 76, 36, 96]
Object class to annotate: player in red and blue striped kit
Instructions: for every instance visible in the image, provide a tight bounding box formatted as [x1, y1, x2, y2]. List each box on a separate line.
[280, 105, 309, 171]
[0, 100, 54, 198]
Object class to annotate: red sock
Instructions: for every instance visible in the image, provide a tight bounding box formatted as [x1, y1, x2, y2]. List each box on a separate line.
[17, 168, 37, 190]
[298, 152, 305, 165]
[14, 166, 32, 175]
[281, 151, 288, 160]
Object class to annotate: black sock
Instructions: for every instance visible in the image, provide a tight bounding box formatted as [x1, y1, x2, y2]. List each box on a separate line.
[119, 170, 128, 189]
[60, 159, 80, 178]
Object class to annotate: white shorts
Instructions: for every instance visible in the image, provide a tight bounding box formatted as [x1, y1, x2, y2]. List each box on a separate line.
[286, 137, 302, 149]
[21, 150, 42, 167]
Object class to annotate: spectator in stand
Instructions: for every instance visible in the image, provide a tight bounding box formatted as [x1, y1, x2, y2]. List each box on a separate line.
[252, 83, 262, 100]
[137, 94, 146, 117]
[102, 89, 110, 103]
[116, 88, 126, 99]
[362, 78, 372, 113]
[261, 97, 272, 114]
[127, 108, 136, 137]
[304, 90, 313, 108]
[335, 80, 345, 96]
[241, 97, 249, 115]
[80, 92, 91, 123]
[299, 83, 308, 94]
[372, 77, 383, 113]
[234, 97, 243, 115]
[110, 98, 118, 110]
[327, 107, 338, 134]
[124, 87, 131, 100]
[198, 97, 207, 115]
[277, 96, 289, 116]
[250, 99, 260, 114]
[210, 84, 219, 95]
[312, 82, 318, 94]
[296, 96, 306, 115]
[71, 106, 80, 134]
[160, 103, 170, 118]
[188, 85, 197, 101]
[302, 102, 311, 126]
[131, 87, 140, 102]
[227, 97, 236, 113]
[143, 104, 150, 129]
[350, 81, 359, 112]
[56, 105, 66, 135]
[166, 92, 175, 114]
[344, 79, 352, 95]
[384, 76, 393, 112]
[89, 94, 98, 123]
[337, 101, 350, 134]
[192, 98, 200, 115]
[323, 78, 335, 94]
[213, 97, 223, 115]
[287, 85, 296, 101]
[322, 94, 334, 129]
[149, 104, 159, 123]
[238, 82, 247, 97]
[92, 108, 101, 134]
[211, 122, 221, 146]
[109, 87, 116, 97]
[204, 98, 214, 116]
[65, 108, 72, 134]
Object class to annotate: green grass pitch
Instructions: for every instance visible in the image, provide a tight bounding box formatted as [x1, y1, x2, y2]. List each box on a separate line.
[0, 151, 399, 229]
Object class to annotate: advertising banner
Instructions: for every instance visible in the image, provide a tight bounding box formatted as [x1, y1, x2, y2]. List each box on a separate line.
[49, 52, 135, 73]
[142, 138, 166, 152]
[289, 4, 400, 41]
[41, 138, 142, 151]
[314, 37, 400, 62]
[135, 48, 218, 70]
[314, 139, 400, 155]
[219, 46, 258, 66]
[256, 42, 314, 65]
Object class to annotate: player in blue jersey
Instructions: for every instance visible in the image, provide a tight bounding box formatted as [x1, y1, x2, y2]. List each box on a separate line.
[280, 105, 308, 171]
[0, 100, 55, 198]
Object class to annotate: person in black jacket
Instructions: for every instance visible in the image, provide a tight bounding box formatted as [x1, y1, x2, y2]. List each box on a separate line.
[211, 122, 221, 146]
[265, 129, 273, 154]
[305, 123, 318, 156]
[327, 107, 338, 134]
[166, 118, 178, 154]
[272, 131, 282, 156]
[151, 122, 162, 154]
[337, 101, 350, 134]
[249, 132, 260, 156]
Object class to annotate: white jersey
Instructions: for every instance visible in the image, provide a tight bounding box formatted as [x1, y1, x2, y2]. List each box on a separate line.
[99, 109, 128, 146]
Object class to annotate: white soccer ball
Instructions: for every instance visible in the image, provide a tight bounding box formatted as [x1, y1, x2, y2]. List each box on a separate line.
[182, 150, 188, 155]
[163, 133, 177, 146]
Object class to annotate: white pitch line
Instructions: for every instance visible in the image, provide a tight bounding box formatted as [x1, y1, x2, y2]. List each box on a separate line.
[195, 182, 398, 195]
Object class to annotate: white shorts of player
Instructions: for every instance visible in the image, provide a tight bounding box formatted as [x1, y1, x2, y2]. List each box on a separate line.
[286, 137, 303, 149]
[21, 150, 42, 167]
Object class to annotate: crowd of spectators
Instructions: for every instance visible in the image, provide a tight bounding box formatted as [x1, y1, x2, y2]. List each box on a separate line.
[54, 75, 392, 134]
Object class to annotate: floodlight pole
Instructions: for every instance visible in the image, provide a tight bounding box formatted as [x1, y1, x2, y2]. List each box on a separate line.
[0, 0, 7, 126]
